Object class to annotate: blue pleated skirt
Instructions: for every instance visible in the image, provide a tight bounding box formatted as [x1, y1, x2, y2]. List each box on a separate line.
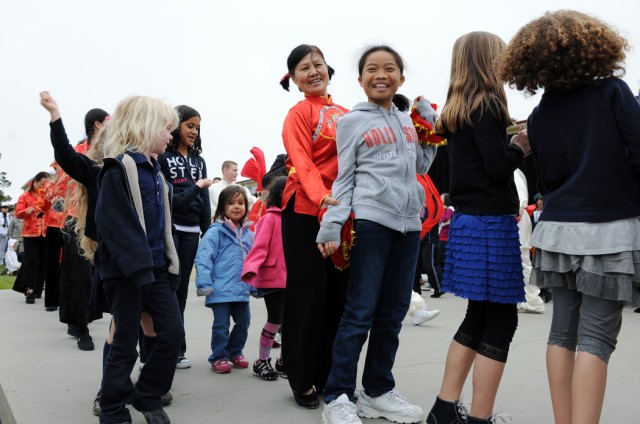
[443, 213, 525, 304]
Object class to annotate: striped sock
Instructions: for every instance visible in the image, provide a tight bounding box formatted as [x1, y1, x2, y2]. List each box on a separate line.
[258, 322, 280, 361]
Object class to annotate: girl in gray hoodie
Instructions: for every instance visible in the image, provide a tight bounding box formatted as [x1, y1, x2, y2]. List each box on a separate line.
[316, 45, 436, 424]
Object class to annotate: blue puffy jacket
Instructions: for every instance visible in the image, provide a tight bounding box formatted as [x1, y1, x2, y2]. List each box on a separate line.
[195, 219, 254, 306]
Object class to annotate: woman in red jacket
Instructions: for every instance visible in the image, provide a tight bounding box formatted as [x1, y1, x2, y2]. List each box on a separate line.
[13, 172, 51, 303]
[278, 44, 349, 409]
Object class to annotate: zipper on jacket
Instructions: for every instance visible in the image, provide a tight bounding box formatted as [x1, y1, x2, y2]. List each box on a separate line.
[381, 107, 411, 233]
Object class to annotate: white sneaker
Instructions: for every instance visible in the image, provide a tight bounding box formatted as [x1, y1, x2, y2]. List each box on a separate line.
[322, 394, 362, 424]
[357, 390, 425, 423]
[411, 309, 440, 325]
[176, 356, 192, 369]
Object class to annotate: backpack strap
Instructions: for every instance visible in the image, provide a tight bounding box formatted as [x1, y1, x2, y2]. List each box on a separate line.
[121, 154, 146, 232]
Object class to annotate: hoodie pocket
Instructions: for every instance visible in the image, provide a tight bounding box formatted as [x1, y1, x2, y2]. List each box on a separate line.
[373, 177, 392, 202]
[407, 180, 426, 217]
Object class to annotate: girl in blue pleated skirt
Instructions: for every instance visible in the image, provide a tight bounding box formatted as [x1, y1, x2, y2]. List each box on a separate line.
[425, 31, 530, 424]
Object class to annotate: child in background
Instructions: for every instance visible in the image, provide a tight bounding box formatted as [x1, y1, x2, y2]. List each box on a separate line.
[317, 45, 436, 424]
[499, 10, 640, 424]
[4, 239, 21, 275]
[425, 32, 529, 424]
[95, 96, 183, 424]
[195, 185, 254, 374]
[158, 105, 212, 370]
[242, 176, 288, 381]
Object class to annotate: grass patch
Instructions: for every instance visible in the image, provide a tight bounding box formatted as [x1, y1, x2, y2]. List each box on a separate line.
[0, 266, 16, 290]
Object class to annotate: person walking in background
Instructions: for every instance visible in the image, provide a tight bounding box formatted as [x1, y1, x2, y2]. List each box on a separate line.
[43, 162, 66, 312]
[0, 204, 11, 265]
[317, 45, 436, 424]
[393, 94, 442, 324]
[425, 31, 529, 424]
[12, 172, 51, 304]
[514, 169, 545, 314]
[209, 160, 256, 213]
[278, 44, 349, 409]
[7, 206, 23, 262]
[4, 239, 21, 275]
[500, 10, 640, 424]
[95, 96, 183, 424]
[435, 193, 454, 294]
[242, 176, 288, 381]
[195, 185, 254, 375]
[159, 105, 212, 370]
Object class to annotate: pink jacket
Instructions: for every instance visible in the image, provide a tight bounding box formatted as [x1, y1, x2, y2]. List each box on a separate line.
[241, 207, 286, 289]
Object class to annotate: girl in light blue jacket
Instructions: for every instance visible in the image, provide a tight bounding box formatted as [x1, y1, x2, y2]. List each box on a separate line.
[195, 185, 254, 374]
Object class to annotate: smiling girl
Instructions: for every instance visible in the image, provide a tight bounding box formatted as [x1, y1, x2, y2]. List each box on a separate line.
[158, 105, 212, 369]
[195, 185, 254, 375]
[316, 45, 436, 424]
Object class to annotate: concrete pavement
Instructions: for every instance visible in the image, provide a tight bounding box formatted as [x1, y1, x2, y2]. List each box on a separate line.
[1, 288, 638, 423]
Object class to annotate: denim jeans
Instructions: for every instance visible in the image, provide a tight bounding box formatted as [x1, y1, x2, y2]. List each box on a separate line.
[173, 230, 200, 356]
[323, 220, 420, 403]
[209, 302, 251, 362]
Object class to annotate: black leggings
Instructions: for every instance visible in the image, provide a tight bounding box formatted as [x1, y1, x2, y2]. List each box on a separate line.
[264, 290, 285, 325]
[454, 300, 518, 363]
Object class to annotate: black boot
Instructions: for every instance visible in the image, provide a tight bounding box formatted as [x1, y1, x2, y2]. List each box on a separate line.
[467, 416, 491, 423]
[427, 396, 468, 424]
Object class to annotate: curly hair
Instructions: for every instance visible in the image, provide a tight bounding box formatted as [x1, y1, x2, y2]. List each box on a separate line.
[499, 10, 628, 95]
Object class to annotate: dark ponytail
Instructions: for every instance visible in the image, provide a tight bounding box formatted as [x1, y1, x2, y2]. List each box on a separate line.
[280, 73, 291, 91]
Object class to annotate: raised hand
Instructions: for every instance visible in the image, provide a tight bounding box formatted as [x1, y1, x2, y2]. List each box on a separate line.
[39, 91, 61, 121]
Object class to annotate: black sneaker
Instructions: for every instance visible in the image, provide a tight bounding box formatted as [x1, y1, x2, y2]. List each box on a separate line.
[92, 392, 101, 416]
[275, 357, 287, 379]
[78, 334, 95, 351]
[67, 324, 81, 338]
[161, 392, 173, 406]
[253, 358, 278, 381]
[141, 408, 170, 424]
[25, 292, 35, 304]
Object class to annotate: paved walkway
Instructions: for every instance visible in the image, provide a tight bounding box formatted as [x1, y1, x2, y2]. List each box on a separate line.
[1, 288, 638, 423]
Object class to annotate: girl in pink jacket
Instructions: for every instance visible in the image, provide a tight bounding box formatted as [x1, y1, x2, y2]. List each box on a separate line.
[242, 176, 288, 381]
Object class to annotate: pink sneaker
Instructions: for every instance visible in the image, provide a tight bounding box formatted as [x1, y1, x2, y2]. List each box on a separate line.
[211, 360, 232, 373]
[231, 355, 249, 369]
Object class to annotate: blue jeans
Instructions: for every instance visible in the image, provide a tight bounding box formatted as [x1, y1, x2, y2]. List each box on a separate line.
[173, 230, 200, 356]
[209, 302, 250, 362]
[324, 220, 420, 403]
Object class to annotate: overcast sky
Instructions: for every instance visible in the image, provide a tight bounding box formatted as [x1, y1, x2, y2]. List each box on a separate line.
[1, 0, 639, 201]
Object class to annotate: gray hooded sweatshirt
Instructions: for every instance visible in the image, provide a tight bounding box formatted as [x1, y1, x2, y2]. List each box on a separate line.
[316, 102, 437, 244]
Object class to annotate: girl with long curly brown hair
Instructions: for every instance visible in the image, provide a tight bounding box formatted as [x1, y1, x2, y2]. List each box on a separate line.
[499, 10, 640, 424]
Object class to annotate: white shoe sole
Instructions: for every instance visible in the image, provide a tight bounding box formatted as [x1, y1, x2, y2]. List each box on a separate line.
[357, 403, 425, 423]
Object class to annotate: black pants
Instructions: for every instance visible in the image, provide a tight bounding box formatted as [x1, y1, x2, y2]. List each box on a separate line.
[435, 240, 447, 287]
[281, 204, 348, 393]
[100, 269, 183, 423]
[59, 219, 102, 326]
[45, 226, 63, 308]
[172, 230, 200, 357]
[421, 240, 441, 295]
[12, 236, 46, 295]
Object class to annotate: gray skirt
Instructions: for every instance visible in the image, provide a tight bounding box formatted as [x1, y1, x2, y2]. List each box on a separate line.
[530, 218, 640, 307]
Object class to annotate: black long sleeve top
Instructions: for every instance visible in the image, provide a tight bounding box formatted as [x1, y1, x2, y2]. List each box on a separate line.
[445, 106, 523, 215]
